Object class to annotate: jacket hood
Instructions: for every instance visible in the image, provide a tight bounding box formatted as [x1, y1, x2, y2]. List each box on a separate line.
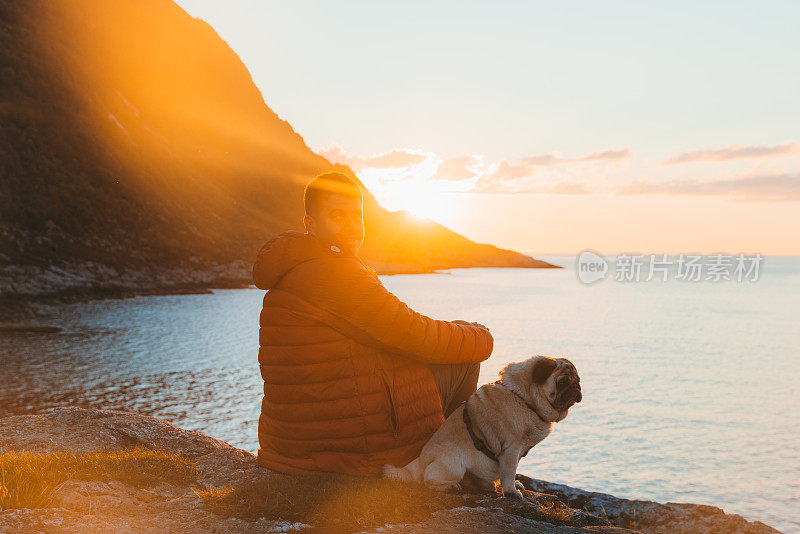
[253, 231, 346, 290]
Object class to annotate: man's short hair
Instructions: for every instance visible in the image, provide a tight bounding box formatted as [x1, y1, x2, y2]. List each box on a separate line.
[304, 172, 362, 215]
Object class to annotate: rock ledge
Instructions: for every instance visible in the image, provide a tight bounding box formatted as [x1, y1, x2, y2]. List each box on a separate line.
[0, 408, 782, 533]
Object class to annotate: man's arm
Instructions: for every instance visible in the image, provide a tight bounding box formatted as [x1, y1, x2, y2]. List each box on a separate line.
[291, 257, 494, 365]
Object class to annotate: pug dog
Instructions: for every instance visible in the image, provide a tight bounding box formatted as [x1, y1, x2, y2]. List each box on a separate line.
[383, 355, 582, 500]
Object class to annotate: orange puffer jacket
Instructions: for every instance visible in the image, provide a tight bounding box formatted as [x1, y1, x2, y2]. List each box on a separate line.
[252, 231, 494, 476]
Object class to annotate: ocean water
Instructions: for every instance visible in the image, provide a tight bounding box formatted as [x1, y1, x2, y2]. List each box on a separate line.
[1, 255, 798, 532]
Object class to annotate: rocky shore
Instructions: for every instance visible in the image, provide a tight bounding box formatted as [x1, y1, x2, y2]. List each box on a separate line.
[0, 260, 248, 322]
[0, 408, 781, 533]
[0, 260, 252, 301]
[0, 254, 558, 315]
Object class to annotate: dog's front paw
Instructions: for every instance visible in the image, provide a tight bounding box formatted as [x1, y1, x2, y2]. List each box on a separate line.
[427, 481, 462, 494]
[503, 487, 525, 501]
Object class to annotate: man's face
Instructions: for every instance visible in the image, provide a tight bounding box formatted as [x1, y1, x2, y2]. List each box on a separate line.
[304, 193, 364, 255]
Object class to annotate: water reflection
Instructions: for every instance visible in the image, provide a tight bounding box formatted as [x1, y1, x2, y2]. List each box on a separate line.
[1, 291, 266, 445]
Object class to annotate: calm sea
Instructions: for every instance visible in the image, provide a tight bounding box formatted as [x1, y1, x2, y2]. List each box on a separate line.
[1, 255, 798, 532]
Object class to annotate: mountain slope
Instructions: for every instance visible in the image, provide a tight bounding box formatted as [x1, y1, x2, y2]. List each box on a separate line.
[0, 0, 557, 298]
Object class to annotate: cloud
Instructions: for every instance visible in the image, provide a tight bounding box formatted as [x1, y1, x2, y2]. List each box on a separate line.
[320, 142, 429, 170]
[459, 148, 629, 194]
[321, 142, 626, 196]
[489, 160, 533, 181]
[576, 148, 633, 162]
[471, 178, 592, 195]
[470, 165, 592, 194]
[616, 172, 800, 202]
[521, 147, 632, 166]
[431, 156, 484, 181]
[663, 142, 800, 165]
[323, 141, 800, 202]
[546, 181, 593, 194]
[520, 153, 561, 166]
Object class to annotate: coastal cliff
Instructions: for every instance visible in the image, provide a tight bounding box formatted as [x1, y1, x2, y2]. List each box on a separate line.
[0, 0, 557, 303]
[0, 408, 781, 534]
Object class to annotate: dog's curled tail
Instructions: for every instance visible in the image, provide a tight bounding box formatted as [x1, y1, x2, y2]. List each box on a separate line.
[383, 458, 422, 482]
[382, 463, 409, 480]
[382, 457, 422, 482]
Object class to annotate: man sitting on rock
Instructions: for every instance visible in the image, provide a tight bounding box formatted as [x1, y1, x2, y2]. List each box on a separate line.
[252, 171, 494, 476]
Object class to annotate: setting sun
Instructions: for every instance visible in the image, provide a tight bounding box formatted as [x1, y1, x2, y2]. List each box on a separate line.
[377, 182, 457, 226]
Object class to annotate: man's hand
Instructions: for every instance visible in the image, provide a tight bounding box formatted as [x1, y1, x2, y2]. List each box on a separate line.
[452, 319, 490, 332]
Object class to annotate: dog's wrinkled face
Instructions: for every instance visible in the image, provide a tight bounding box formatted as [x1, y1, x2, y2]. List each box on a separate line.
[529, 356, 582, 411]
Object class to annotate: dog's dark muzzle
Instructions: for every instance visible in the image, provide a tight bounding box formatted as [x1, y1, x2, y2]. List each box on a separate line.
[558, 383, 582, 408]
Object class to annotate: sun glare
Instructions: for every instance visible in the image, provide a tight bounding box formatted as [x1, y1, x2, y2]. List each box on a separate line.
[379, 183, 457, 226]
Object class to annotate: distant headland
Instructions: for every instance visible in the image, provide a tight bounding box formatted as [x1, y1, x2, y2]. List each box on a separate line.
[0, 0, 558, 305]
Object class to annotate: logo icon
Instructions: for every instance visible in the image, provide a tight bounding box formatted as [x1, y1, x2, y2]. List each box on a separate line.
[577, 250, 608, 284]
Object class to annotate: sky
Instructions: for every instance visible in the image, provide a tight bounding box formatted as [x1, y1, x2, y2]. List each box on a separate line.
[175, 0, 799, 255]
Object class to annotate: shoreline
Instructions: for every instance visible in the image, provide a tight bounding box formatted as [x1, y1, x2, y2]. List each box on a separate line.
[0, 262, 561, 321]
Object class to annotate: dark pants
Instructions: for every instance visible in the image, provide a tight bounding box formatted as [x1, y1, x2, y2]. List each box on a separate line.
[427, 361, 481, 418]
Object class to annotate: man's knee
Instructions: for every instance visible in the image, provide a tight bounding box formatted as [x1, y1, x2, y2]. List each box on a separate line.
[427, 361, 481, 396]
[465, 361, 481, 383]
[437, 361, 482, 418]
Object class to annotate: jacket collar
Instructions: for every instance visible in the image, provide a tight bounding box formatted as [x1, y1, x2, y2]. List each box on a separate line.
[253, 231, 379, 289]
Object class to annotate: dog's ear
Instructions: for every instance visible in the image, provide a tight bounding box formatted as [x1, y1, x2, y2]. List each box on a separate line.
[531, 356, 558, 385]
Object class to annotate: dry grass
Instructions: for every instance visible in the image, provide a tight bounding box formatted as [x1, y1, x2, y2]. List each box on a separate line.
[195, 473, 464, 533]
[0, 448, 197, 509]
[507, 495, 582, 526]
